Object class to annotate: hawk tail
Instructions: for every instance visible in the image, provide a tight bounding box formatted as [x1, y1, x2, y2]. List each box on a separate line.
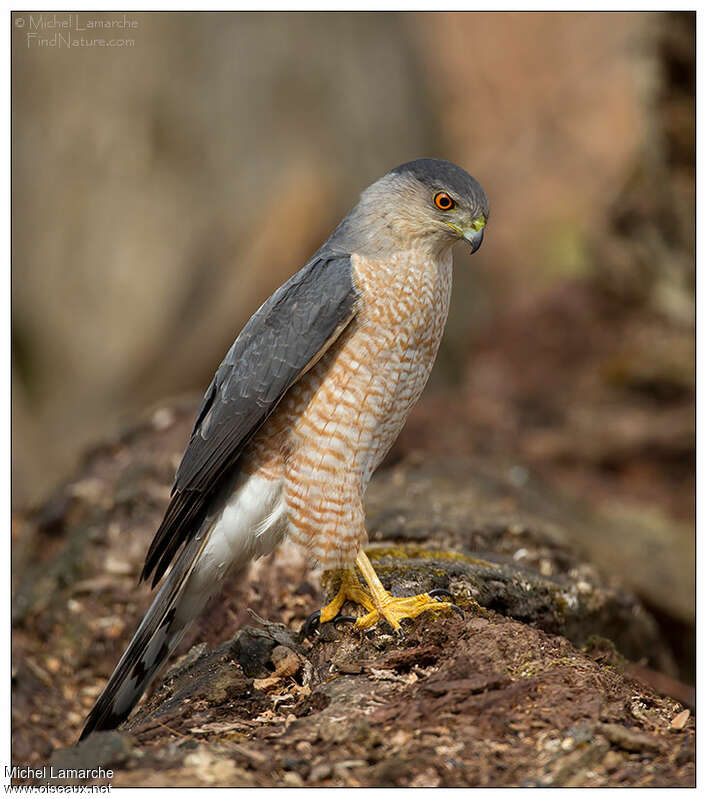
[80, 473, 286, 741]
[79, 532, 211, 741]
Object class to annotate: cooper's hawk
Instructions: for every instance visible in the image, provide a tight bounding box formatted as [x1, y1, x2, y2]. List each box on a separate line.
[81, 158, 488, 739]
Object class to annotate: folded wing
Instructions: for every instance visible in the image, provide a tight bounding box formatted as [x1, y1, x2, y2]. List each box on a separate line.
[141, 252, 360, 586]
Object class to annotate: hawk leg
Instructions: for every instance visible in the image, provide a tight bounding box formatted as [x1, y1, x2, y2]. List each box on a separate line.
[304, 550, 462, 638]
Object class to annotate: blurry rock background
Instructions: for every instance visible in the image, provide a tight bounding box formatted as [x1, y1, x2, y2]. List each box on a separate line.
[12, 12, 693, 674]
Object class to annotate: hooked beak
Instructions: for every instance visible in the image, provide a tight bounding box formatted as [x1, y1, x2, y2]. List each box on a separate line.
[462, 227, 484, 254]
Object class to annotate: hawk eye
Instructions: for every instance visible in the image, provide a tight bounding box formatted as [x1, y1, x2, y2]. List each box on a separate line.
[434, 192, 455, 211]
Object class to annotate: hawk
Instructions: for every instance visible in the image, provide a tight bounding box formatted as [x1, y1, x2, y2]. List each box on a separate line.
[81, 158, 488, 739]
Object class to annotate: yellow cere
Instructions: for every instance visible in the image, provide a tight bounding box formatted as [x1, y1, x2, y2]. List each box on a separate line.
[444, 216, 485, 238]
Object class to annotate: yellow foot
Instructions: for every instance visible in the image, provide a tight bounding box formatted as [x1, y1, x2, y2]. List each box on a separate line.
[351, 590, 461, 635]
[352, 550, 463, 635]
[302, 551, 463, 638]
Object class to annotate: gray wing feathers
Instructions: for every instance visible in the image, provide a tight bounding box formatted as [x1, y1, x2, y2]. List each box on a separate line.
[182, 253, 358, 489]
[141, 253, 359, 585]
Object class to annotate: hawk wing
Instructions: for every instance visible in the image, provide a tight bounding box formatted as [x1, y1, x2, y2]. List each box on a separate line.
[141, 251, 360, 586]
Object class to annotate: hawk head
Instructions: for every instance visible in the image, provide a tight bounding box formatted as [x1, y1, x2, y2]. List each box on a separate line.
[336, 158, 488, 258]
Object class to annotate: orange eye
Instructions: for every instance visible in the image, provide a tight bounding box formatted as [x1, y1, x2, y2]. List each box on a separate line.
[434, 192, 455, 211]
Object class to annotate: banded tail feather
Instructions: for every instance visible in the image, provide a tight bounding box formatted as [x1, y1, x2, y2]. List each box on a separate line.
[79, 531, 211, 740]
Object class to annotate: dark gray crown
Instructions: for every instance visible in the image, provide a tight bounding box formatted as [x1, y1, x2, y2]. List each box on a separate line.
[391, 158, 488, 217]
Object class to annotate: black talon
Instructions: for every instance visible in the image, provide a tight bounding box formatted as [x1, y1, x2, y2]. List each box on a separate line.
[302, 610, 321, 639]
[303, 610, 357, 639]
[396, 626, 406, 640]
[428, 589, 464, 619]
[429, 588, 455, 602]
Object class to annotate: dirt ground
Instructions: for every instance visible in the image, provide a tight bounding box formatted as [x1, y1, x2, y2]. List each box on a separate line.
[11, 406, 694, 787]
[49, 610, 695, 788]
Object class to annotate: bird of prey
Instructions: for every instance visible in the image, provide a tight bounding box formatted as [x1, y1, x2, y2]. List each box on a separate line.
[80, 158, 488, 739]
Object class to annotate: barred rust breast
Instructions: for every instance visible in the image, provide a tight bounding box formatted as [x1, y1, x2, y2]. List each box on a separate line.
[243, 249, 453, 568]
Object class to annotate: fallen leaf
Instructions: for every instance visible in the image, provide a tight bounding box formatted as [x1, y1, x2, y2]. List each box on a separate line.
[670, 709, 690, 730]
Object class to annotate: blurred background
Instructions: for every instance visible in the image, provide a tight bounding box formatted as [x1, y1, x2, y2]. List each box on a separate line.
[12, 12, 693, 670]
